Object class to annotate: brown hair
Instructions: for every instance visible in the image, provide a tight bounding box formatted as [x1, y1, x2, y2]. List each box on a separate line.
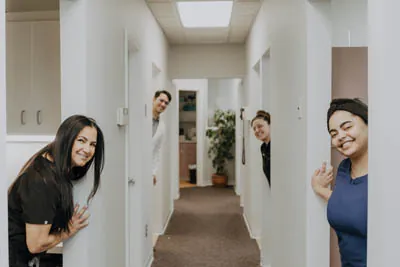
[251, 110, 271, 126]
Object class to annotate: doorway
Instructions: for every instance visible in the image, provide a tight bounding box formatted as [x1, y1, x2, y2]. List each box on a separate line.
[178, 90, 198, 189]
[330, 46, 368, 267]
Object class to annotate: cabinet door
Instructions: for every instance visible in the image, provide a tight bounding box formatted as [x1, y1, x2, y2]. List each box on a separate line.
[186, 143, 197, 165]
[30, 21, 61, 134]
[179, 143, 186, 179]
[6, 22, 32, 134]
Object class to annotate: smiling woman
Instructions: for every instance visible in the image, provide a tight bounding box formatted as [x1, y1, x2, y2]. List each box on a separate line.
[311, 98, 368, 267]
[8, 115, 105, 267]
[251, 110, 271, 187]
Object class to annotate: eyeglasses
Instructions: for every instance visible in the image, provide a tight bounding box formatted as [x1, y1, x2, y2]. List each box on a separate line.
[159, 99, 169, 106]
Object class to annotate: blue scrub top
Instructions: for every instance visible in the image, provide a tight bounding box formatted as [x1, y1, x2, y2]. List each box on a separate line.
[327, 158, 368, 267]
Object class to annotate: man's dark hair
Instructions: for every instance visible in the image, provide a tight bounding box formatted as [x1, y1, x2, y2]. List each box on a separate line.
[154, 90, 172, 102]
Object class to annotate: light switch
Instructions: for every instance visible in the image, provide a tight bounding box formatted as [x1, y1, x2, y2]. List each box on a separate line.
[117, 107, 129, 126]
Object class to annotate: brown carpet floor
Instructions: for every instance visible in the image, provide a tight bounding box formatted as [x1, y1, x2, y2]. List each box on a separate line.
[152, 186, 260, 267]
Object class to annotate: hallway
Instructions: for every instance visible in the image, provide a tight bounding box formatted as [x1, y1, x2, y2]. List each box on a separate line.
[152, 187, 260, 267]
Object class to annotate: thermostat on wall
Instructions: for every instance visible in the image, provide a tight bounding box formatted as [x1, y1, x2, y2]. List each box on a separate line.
[117, 107, 129, 126]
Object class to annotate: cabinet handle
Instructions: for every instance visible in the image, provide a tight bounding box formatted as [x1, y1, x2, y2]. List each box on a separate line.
[36, 110, 42, 125]
[20, 110, 26, 125]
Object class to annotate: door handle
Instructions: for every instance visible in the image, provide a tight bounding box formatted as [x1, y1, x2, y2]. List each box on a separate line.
[20, 110, 26, 125]
[128, 177, 135, 185]
[36, 110, 42, 125]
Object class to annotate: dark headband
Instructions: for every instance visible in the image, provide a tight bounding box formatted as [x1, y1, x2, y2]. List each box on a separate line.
[327, 98, 368, 130]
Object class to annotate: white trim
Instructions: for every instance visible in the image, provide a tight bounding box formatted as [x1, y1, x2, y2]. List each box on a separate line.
[256, 237, 262, 250]
[153, 208, 174, 246]
[6, 135, 54, 143]
[123, 27, 130, 267]
[145, 254, 154, 267]
[243, 212, 256, 239]
[157, 209, 174, 235]
[6, 11, 59, 22]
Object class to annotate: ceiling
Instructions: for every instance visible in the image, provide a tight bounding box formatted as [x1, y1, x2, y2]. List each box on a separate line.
[146, 0, 261, 45]
[6, 0, 261, 45]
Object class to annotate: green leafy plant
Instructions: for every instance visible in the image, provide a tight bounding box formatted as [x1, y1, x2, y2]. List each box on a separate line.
[206, 109, 236, 176]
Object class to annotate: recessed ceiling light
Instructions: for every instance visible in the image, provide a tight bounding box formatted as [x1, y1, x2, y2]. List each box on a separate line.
[176, 1, 233, 28]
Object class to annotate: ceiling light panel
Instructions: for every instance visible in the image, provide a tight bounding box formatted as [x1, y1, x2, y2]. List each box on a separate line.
[176, 1, 233, 28]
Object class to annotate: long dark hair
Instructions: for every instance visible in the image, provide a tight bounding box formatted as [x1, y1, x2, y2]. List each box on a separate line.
[10, 115, 105, 232]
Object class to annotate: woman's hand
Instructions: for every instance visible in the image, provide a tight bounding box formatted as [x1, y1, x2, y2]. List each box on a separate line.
[67, 204, 90, 238]
[311, 162, 333, 191]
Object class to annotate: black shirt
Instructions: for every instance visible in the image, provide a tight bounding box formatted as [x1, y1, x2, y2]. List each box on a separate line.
[8, 156, 62, 266]
[261, 142, 271, 187]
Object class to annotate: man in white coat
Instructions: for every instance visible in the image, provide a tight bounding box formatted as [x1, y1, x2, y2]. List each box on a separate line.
[152, 90, 171, 185]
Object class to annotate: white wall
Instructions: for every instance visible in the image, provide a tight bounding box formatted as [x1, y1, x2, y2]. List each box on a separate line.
[0, 0, 8, 264]
[207, 78, 238, 117]
[152, 63, 174, 241]
[169, 44, 246, 79]
[59, 0, 169, 267]
[368, 1, 400, 265]
[206, 78, 239, 186]
[235, 81, 244, 198]
[332, 0, 367, 47]
[128, 2, 170, 262]
[245, 1, 331, 267]
[160, 80, 175, 228]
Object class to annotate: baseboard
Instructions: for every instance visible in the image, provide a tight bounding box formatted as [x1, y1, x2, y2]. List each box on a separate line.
[256, 237, 262, 250]
[156, 209, 174, 235]
[198, 182, 213, 187]
[243, 213, 256, 239]
[145, 253, 154, 267]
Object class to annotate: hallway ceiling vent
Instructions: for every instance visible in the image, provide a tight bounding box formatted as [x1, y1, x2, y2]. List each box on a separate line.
[176, 1, 233, 28]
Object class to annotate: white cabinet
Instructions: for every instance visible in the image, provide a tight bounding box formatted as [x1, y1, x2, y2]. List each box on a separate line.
[6, 20, 61, 135]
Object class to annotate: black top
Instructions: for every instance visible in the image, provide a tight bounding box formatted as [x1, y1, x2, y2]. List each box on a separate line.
[8, 156, 62, 266]
[261, 142, 271, 187]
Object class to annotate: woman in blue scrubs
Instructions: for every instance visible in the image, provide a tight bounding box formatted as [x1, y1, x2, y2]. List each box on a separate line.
[311, 98, 368, 267]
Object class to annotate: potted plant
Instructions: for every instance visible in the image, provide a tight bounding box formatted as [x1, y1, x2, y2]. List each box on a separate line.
[206, 109, 236, 187]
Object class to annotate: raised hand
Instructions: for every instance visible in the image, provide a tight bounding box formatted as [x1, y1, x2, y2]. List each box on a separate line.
[68, 204, 90, 237]
[311, 161, 333, 191]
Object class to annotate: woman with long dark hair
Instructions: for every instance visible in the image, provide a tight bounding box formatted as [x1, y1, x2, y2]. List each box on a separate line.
[312, 98, 368, 266]
[8, 115, 105, 267]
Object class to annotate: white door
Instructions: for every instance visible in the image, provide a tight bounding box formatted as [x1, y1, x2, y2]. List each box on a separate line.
[125, 36, 142, 267]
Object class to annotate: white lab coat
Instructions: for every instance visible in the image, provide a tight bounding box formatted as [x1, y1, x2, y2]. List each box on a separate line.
[152, 119, 165, 176]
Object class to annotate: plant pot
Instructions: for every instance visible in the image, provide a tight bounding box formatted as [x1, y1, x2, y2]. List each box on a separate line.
[212, 173, 228, 188]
